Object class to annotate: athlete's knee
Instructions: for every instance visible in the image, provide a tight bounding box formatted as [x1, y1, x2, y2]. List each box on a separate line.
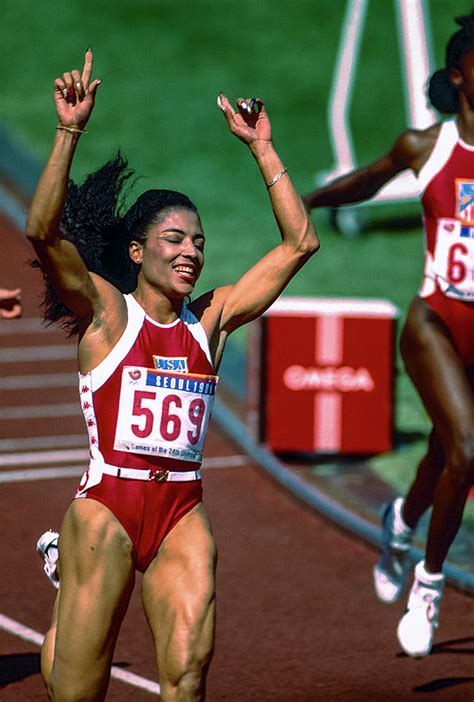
[176, 668, 207, 701]
[445, 433, 474, 485]
[415, 433, 444, 478]
[47, 679, 87, 702]
[161, 654, 212, 702]
[161, 599, 215, 700]
[47, 672, 106, 702]
[47, 687, 100, 702]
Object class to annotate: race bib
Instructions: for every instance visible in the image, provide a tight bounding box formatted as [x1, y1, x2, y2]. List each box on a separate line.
[114, 366, 218, 462]
[432, 218, 474, 300]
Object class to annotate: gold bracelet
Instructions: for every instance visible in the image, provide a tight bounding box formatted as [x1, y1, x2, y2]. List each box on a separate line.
[266, 167, 288, 190]
[56, 124, 87, 135]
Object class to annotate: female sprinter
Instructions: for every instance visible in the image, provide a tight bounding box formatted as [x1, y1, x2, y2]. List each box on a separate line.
[27, 51, 319, 700]
[302, 14, 474, 657]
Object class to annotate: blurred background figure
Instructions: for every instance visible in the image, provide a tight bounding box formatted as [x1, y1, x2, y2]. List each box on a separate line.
[0, 287, 21, 318]
[302, 12, 474, 658]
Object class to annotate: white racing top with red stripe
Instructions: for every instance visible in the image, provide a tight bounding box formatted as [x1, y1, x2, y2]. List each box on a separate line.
[79, 294, 218, 473]
[417, 119, 474, 301]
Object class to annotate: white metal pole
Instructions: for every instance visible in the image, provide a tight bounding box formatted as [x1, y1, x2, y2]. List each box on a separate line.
[396, 0, 437, 128]
[327, 0, 369, 175]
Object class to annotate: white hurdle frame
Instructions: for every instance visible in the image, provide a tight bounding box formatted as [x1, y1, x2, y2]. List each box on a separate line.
[317, 0, 437, 206]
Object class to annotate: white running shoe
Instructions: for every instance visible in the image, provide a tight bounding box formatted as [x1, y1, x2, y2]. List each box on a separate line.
[36, 530, 60, 589]
[397, 560, 445, 657]
[373, 497, 413, 604]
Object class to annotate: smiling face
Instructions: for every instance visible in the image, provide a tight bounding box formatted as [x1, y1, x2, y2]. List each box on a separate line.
[129, 207, 205, 300]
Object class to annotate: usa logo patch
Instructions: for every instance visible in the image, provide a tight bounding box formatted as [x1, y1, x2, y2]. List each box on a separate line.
[153, 356, 188, 373]
[456, 178, 474, 224]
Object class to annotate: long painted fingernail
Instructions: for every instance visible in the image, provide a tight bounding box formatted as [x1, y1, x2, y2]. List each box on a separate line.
[217, 94, 225, 111]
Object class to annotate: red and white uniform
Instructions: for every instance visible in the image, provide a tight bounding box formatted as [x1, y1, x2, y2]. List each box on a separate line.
[416, 120, 474, 365]
[78, 293, 218, 489]
[73, 294, 219, 570]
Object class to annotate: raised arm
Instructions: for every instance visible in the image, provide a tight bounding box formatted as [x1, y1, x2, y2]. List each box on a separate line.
[206, 94, 319, 337]
[301, 127, 437, 211]
[26, 51, 102, 328]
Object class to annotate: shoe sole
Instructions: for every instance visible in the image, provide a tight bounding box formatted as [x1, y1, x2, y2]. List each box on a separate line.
[397, 615, 433, 657]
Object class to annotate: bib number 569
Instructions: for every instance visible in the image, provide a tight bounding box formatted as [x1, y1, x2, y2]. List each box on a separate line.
[131, 390, 205, 445]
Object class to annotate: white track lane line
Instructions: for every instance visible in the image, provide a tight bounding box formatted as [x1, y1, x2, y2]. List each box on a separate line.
[0, 317, 55, 335]
[0, 466, 84, 482]
[0, 403, 80, 420]
[0, 345, 75, 363]
[0, 449, 89, 466]
[0, 435, 88, 451]
[0, 455, 250, 482]
[0, 373, 76, 390]
[0, 613, 161, 695]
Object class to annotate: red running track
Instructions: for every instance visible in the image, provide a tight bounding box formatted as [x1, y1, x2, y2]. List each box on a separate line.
[0, 214, 473, 701]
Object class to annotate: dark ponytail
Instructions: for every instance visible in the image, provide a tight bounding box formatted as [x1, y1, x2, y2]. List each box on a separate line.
[429, 12, 474, 114]
[428, 68, 458, 114]
[32, 153, 198, 335]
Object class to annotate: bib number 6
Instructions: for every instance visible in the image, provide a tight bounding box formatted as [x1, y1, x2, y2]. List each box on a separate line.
[131, 390, 206, 445]
[447, 242, 468, 284]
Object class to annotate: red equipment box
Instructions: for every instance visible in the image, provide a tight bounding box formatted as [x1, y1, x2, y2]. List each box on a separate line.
[247, 297, 399, 455]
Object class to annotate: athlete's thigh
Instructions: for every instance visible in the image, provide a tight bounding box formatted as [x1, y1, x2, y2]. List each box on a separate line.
[51, 498, 136, 697]
[400, 297, 473, 442]
[141, 503, 217, 681]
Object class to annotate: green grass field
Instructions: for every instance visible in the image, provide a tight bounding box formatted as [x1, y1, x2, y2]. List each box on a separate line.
[1, 0, 472, 528]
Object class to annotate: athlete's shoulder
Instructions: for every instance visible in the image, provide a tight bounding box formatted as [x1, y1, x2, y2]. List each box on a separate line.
[391, 123, 442, 171]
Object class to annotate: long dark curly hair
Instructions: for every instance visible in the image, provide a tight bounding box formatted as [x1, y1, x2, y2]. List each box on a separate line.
[32, 153, 198, 335]
[428, 12, 474, 114]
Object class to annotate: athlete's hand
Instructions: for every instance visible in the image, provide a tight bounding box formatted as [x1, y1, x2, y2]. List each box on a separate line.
[217, 93, 271, 145]
[53, 50, 101, 130]
[0, 287, 21, 319]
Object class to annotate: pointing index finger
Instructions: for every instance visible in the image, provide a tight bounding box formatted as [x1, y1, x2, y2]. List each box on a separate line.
[81, 49, 93, 89]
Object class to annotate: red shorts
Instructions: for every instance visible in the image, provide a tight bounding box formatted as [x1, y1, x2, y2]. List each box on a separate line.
[423, 288, 474, 366]
[77, 475, 202, 572]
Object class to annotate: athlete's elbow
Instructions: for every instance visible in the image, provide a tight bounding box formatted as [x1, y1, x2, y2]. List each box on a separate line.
[26, 201, 60, 240]
[26, 216, 45, 242]
[295, 222, 320, 258]
[26, 218, 56, 247]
